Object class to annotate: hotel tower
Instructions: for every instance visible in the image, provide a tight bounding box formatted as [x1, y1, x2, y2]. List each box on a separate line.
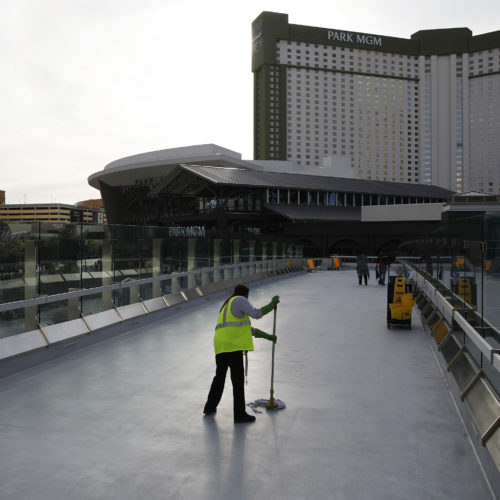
[252, 12, 500, 193]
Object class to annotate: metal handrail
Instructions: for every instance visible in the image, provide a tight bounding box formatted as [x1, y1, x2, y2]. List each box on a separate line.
[0, 259, 292, 313]
[402, 259, 500, 371]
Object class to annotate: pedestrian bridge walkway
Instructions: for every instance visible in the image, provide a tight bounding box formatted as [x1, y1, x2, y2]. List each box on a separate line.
[0, 269, 496, 500]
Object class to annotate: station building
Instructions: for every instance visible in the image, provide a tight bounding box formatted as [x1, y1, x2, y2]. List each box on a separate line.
[88, 144, 453, 256]
[252, 12, 500, 194]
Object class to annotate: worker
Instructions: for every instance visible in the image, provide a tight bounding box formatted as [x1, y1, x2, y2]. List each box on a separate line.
[377, 251, 388, 285]
[203, 284, 279, 423]
[356, 252, 369, 285]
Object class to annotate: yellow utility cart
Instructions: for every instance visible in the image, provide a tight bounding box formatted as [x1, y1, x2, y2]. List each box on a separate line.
[387, 276, 415, 329]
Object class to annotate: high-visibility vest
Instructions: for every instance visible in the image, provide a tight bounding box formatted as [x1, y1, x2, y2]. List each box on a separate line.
[214, 296, 254, 355]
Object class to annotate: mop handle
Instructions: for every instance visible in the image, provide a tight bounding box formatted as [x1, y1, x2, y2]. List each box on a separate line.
[270, 305, 277, 392]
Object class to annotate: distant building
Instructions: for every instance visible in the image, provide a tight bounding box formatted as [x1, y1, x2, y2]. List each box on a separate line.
[442, 191, 500, 221]
[252, 12, 500, 193]
[0, 203, 106, 224]
[0, 191, 5, 205]
[75, 199, 105, 210]
[88, 144, 453, 255]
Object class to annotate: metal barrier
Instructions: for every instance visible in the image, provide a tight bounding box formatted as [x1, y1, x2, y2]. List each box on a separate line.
[0, 259, 306, 377]
[406, 259, 500, 482]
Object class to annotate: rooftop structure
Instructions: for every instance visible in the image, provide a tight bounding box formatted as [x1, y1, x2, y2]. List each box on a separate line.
[88, 144, 453, 255]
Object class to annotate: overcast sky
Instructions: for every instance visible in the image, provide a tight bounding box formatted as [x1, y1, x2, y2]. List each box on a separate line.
[1, 0, 499, 204]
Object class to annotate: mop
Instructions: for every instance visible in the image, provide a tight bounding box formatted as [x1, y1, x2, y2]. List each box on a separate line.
[248, 306, 286, 413]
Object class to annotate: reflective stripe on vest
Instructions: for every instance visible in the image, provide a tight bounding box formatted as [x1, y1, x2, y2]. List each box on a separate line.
[213, 296, 254, 354]
[215, 321, 251, 330]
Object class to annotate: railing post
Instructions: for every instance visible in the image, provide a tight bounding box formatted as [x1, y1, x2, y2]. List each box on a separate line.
[102, 239, 114, 310]
[201, 268, 210, 286]
[129, 284, 140, 304]
[68, 289, 80, 320]
[233, 239, 240, 278]
[273, 242, 278, 271]
[213, 238, 222, 283]
[171, 276, 181, 294]
[187, 238, 196, 289]
[261, 241, 267, 273]
[24, 239, 38, 331]
[152, 239, 162, 298]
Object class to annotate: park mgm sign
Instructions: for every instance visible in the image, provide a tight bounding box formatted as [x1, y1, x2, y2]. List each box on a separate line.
[252, 27, 383, 52]
[327, 30, 382, 47]
[251, 11, 389, 59]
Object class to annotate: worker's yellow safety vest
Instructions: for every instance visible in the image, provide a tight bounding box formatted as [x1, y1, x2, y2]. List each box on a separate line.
[214, 296, 254, 355]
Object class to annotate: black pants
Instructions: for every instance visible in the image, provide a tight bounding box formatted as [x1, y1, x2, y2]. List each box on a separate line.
[204, 351, 246, 418]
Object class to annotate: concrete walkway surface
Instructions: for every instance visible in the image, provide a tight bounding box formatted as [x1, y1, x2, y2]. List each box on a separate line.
[0, 269, 494, 500]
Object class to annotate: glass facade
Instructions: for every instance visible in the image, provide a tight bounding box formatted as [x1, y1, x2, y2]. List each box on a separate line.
[280, 41, 420, 181]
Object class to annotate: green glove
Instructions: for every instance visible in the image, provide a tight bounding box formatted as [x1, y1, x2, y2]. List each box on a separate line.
[261, 295, 280, 315]
[252, 328, 277, 343]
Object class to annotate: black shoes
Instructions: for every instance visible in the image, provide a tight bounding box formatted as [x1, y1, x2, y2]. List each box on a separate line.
[203, 408, 256, 423]
[234, 413, 256, 423]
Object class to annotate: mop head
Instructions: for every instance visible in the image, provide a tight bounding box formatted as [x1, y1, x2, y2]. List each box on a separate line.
[247, 398, 286, 414]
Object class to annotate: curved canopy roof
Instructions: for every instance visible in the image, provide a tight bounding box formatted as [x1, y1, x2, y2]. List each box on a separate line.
[88, 144, 454, 200]
[181, 165, 454, 198]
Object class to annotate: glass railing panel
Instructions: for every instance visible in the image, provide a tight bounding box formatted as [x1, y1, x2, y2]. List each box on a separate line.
[0, 223, 40, 305]
[201, 269, 214, 287]
[0, 307, 29, 339]
[193, 238, 212, 269]
[399, 211, 500, 395]
[114, 284, 137, 307]
[38, 222, 81, 296]
[163, 236, 188, 274]
[82, 291, 114, 316]
[21, 226, 39, 327]
[39, 297, 80, 328]
[223, 267, 233, 281]
[484, 213, 500, 332]
[0, 275, 25, 307]
[483, 360, 500, 396]
[139, 227, 153, 281]
[86, 224, 114, 291]
[159, 277, 173, 295]
[173, 275, 188, 294]
[140, 282, 154, 301]
[0, 220, 304, 339]
[463, 331, 483, 368]
[80, 224, 108, 291]
[113, 225, 142, 284]
[0, 222, 30, 305]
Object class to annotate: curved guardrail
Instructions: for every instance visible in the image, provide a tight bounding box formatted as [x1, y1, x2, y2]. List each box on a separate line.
[405, 259, 500, 480]
[0, 259, 306, 377]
